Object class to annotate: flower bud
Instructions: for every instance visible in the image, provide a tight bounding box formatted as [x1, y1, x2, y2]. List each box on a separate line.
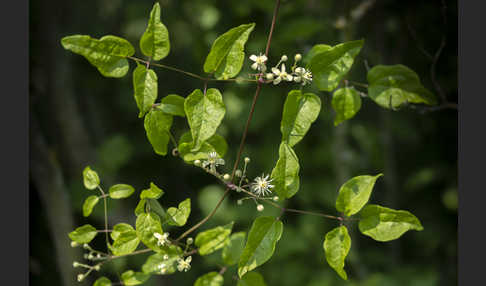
[257, 204, 264, 212]
[77, 274, 85, 282]
[71, 241, 79, 248]
[294, 54, 302, 61]
[223, 174, 231, 180]
[266, 73, 274, 80]
[237, 199, 243, 205]
[244, 157, 250, 164]
[194, 159, 201, 166]
[235, 169, 243, 177]
[83, 243, 89, 249]
[186, 237, 194, 245]
[281, 55, 288, 61]
[73, 262, 80, 268]
[273, 196, 279, 201]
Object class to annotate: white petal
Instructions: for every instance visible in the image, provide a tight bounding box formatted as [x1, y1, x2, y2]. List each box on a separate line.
[281, 64, 286, 72]
[272, 67, 280, 75]
[273, 77, 282, 85]
[261, 55, 268, 62]
[286, 74, 293, 81]
[249, 55, 258, 61]
[251, 62, 258, 70]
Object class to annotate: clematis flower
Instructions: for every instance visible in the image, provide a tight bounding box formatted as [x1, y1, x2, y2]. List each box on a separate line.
[271, 64, 293, 85]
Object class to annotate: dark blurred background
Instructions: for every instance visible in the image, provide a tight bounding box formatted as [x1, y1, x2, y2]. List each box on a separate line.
[29, 0, 457, 285]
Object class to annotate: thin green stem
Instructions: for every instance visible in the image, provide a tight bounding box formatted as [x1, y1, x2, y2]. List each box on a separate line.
[127, 56, 257, 83]
[97, 186, 110, 249]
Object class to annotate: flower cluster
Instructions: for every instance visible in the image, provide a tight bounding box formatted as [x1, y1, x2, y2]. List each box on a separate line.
[154, 232, 170, 246]
[249, 53, 312, 86]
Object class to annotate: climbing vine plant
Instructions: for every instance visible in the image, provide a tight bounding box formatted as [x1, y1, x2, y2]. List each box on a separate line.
[62, 1, 431, 285]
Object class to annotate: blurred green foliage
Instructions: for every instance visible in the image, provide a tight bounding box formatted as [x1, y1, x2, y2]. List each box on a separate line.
[30, 0, 457, 285]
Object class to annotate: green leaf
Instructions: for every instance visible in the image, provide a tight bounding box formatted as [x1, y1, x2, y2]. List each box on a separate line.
[164, 198, 191, 226]
[142, 245, 183, 275]
[323, 226, 351, 280]
[203, 23, 255, 79]
[82, 195, 99, 217]
[195, 222, 233, 255]
[237, 272, 267, 286]
[121, 270, 150, 285]
[308, 40, 364, 91]
[270, 142, 300, 199]
[332, 87, 362, 126]
[178, 132, 228, 163]
[133, 64, 158, 118]
[157, 94, 185, 117]
[82, 166, 100, 190]
[136, 212, 163, 251]
[61, 35, 134, 78]
[184, 89, 226, 151]
[109, 184, 135, 199]
[111, 228, 140, 256]
[194, 272, 224, 286]
[238, 216, 283, 278]
[280, 90, 321, 147]
[135, 199, 147, 216]
[94, 277, 111, 286]
[335, 174, 383, 216]
[111, 223, 135, 241]
[367, 64, 437, 109]
[140, 2, 170, 61]
[140, 182, 164, 199]
[304, 44, 332, 65]
[68, 224, 97, 244]
[147, 198, 167, 218]
[222, 232, 246, 266]
[144, 109, 173, 155]
[358, 204, 424, 242]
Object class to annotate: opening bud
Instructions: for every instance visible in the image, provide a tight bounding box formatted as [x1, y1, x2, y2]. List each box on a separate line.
[294, 54, 302, 61]
[257, 204, 264, 212]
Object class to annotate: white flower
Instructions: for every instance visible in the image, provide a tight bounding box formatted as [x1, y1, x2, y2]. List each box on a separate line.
[177, 256, 192, 272]
[202, 152, 225, 172]
[251, 174, 274, 196]
[154, 232, 170, 246]
[293, 67, 313, 86]
[249, 53, 268, 72]
[157, 263, 167, 274]
[272, 64, 293, 85]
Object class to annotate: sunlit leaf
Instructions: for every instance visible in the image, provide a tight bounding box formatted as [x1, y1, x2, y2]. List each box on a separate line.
[140, 3, 170, 61]
[237, 272, 267, 286]
[82, 166, 100, 190]
[222, 232, 246, 266]
[332, 87, 362, 126]
[194, 272, 224, 286]
[94, 277, 111, 286]
[144, 109, 173, 156]
[61, 35, 134, 78]
[142, 245, 183, 275]
[335, 174, 383, 216]
[308, 40, 364, 91]
[178, 132, 228, 163]
[157, 94, 185, 117]
[133, 64, 158, 118]
[82, 195, 99, 217]
[238, 217, 283, 278]
[359, 204, 424, 241]
[121, 270, 150, 285]
[109, 184, 135, 199]
[68, 224, 97, 244]
[203, 23, 255, 79]
[140, 182, 164, 199]
[136, 212, 163, 251]
[323, 225, 351, 280]
[195, 222, 233, 255]
[270, 142, 300, 199]
[164, 198, 191, 227]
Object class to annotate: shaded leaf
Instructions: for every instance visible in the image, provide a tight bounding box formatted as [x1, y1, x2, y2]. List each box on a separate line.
[133, 64, 158, 118]
[304, 44, 331, 65]
[203, 23, 255, 79]
[61, 35, 134, 78]
[335, 174, 383, 216]
[109, 184, 135, 199]
[323, 226, 351, 280]
[270, 142, 300, 199]
[332, 87, 361, 126]
[121, 270, 150, 285]
[194, 272, 224, 286]
[238, 217, 283, 278]
[140, 3, 170, 61]
[82, 195, 99, 217]
[367, 64, 437, 109]
[144, 109, 173, 155]
[178, 132, 227, 163]
[359, 204, 424, 241]
[147, 198, 166, 218]
[237, 272, 267, 286]
[68, 224, 97, 244]
[111, 223, 135, 241]
[135, 199, 147, 216]
[281, 90, 321, 147]
[195, 222, 233, 255]
[184, 89, 226, 150]
[157, 94, 185, 117]
[222, 232, 246, 266]
[308, 40, 364, 91]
